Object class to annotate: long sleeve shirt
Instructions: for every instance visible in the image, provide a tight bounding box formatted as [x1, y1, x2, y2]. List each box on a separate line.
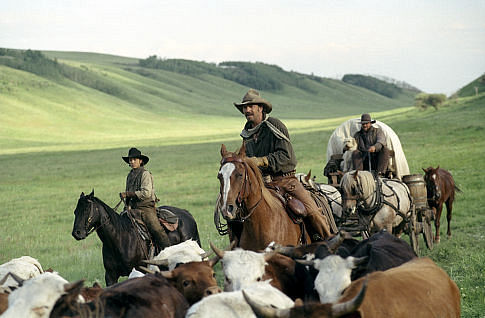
[242, 117, 297, 175]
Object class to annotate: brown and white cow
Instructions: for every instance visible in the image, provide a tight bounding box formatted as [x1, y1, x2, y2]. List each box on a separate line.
[244, 257, 460, 318]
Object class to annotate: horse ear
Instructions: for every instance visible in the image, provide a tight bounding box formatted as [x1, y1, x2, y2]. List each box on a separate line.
[436, 165, 440, 170]
[305, 170, 311, 182]
[238, 141, 246, 157]
[80, 192, 85, 198]
[89, 189, 94, 197]
[221, 144, 228, 157]
[422, 168, 427, 173]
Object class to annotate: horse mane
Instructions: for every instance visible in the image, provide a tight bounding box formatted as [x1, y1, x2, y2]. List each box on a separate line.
[341, 170, 376, 198]
[90, 195, 133, 231]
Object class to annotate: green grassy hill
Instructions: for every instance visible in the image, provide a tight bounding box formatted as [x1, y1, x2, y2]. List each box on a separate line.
[456, 73, 485, 97]
[0, 49, 418, 155]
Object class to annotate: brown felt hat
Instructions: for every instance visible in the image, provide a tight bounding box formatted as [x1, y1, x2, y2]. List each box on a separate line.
[359, 113, 376, 124]
[122, 147, 149, 165]
[233, 89, 272, 114]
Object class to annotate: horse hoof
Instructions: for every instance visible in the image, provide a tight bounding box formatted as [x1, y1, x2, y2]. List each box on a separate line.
[434, 237, 440, 243]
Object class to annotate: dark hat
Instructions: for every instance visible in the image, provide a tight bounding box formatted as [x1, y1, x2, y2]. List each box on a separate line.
[359, 113, 376, 124]
[122, 147, 149, 165]
[234, 89, 272, 114]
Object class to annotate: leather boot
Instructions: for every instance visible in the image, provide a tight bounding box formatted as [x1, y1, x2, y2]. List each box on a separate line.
[306, 209, 332, 239]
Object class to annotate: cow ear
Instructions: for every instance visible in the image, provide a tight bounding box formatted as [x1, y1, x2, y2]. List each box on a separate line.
[221, 144, 228, 157]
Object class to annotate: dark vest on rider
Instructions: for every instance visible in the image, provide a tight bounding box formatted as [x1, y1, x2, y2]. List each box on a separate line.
[126, 167, 155, 209]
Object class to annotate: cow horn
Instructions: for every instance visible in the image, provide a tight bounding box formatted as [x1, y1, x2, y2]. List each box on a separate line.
[273, 245, 296, 257]
[263, 251, 276, 262]
[142, 259, 169, 266]
[210, 241, 225, 259]
[331, 277, 368, 316]
[242, 290, 290, 318]
[160, 270, 174, 279]
[139, 266, 156, 274]
[326, 232, 344, 253]
[352, 256, 368, 266]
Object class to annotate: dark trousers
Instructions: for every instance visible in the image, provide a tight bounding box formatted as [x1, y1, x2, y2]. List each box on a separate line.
[139, 206, 170, 249]
[352, 147, 391, 174]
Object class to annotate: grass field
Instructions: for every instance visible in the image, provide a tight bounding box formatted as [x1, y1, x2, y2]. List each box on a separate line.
[1, 92, 484, 316]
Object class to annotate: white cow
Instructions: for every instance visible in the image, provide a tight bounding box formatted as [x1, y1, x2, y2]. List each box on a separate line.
[131, 240, 208, 276]
[210, 243, 272, 291]
[0, 256, 44, 287]
[311, 255, 363, 303]
[185, 281, 293, 318]
[1, 272, 69, 318]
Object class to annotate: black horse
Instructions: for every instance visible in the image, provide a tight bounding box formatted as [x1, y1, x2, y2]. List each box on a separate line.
[72, 190, 201, 286]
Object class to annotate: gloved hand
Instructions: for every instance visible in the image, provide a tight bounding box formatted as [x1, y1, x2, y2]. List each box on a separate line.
[120, 191, 136, 199]
[247, 156, 268, 168]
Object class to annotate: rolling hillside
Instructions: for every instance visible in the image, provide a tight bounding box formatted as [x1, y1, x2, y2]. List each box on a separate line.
[0, 49, 418, 155]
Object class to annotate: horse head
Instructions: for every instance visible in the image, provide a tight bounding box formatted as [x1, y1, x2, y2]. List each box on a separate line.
[72, 190, 102, 240]
[340, 170, 378, 215]
[423, 166, 441, 201]
[218, 143, 263, 221]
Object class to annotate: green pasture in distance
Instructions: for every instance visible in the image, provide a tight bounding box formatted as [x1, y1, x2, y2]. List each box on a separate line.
[0, 94, 484, 316]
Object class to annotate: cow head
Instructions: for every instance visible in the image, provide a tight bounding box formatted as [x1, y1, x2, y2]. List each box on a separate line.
[161, 259, 221, 305]
[210, 242, 274, 291]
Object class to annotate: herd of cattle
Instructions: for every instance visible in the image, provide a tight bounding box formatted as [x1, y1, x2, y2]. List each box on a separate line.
[0, 231, 460, 318]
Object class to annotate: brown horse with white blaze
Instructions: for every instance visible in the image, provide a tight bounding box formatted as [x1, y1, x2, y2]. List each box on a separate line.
[217, 143, 310, 251]
[423, 166, 461, 242]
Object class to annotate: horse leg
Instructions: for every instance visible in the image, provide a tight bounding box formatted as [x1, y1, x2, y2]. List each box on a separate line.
[445, 199, 453, 239]
[434, 204, 443, 243]
[105, 270, 119, 286]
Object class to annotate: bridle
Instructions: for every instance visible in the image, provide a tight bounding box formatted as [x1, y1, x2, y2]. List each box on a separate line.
[219, 156, 263, 223]
[84, 198, 110, 236]
[341, 173, 381, 214]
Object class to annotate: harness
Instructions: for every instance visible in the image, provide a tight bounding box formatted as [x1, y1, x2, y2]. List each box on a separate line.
[343, 174, 412, 223]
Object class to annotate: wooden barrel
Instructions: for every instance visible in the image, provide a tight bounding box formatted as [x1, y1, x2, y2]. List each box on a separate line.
[403, 174, 428, 209]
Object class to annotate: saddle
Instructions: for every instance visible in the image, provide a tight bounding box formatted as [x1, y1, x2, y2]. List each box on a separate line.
[123, 207, 179, 243]
[266, 185, 307, 222]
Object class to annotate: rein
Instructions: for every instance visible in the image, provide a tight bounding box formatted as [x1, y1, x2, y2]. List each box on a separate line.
[220, 156, 263, 223]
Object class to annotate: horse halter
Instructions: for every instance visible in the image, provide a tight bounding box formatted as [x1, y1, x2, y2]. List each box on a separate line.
[219, 156, 262, 222]
[84, 198, 110, 236]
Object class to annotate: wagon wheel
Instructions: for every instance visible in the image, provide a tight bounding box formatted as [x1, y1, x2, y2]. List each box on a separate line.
[422, 213, 434, 250]
[408, 205, 419, 255]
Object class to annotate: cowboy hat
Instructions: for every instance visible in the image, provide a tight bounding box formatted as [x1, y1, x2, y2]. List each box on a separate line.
[122, 147, 149, 165]
[234, 89, 272, 114]
[359, 113, 376, 124]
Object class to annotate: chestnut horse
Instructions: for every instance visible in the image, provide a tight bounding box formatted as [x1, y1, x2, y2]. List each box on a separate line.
[423, 166, 461, 242]
[216, 144, 310, 251]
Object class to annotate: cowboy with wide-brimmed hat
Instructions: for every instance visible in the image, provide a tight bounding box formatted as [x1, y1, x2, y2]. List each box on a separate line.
[352, 113, 390, 175]
[120, 147, 170, 250]
[122, 147, 150, 165]
[233, 89, 335, 241]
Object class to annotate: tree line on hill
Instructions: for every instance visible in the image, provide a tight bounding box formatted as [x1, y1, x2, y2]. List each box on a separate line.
[2, 48, 467, 111]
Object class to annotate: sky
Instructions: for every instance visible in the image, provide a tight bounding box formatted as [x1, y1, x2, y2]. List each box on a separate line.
[1, 0, 484, 95]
